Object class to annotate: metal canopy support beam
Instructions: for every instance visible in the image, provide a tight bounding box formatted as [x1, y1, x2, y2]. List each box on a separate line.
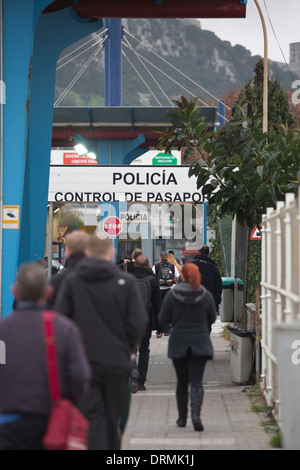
[45, 0, 247, 19]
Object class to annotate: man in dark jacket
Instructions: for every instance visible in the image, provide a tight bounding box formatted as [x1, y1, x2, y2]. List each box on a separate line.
[131, 255, 162, 391]
[46, 230, 90, 309]
[55, 233, 147, 450]
[191, 245, 222, 312]
[0, 263, 91, 450]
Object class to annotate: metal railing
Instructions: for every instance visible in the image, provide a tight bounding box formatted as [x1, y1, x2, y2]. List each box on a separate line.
[260, 189, 300, 418]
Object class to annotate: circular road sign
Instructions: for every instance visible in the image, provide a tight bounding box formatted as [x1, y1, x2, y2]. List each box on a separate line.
[102, 216, 123, 238]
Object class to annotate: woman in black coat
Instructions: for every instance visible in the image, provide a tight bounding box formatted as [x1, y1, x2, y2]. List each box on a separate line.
[158, 262, 216, 431]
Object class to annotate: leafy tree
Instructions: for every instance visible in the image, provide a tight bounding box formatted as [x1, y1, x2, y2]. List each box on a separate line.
[158, 96, 300, 229]
[58, 206, 85, 234]
[232, 59, 295, 128]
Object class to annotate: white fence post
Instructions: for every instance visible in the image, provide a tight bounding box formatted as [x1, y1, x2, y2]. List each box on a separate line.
[261, 189, 300, 447]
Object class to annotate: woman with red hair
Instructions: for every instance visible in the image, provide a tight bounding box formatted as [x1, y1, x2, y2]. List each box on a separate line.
[158, 262, 216, 431]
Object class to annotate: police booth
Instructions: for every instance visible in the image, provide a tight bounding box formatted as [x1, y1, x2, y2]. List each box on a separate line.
[48, 105, 217, 265]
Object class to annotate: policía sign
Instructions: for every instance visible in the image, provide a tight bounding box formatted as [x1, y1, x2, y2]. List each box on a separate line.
[48, 166, 202, 204]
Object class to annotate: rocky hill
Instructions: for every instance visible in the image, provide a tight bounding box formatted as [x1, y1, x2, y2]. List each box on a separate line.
[54, 18, 294, 108]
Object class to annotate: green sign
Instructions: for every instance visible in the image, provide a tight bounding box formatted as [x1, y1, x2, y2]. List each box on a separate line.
[152, 152, 177, 165]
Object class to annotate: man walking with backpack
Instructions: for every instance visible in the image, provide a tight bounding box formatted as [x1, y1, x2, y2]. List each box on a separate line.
[131, 255, 162, 391]
[153, 251, 179, 336]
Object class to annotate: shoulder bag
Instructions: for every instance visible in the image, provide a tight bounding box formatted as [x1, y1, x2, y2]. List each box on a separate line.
[42, 311, 89, 450]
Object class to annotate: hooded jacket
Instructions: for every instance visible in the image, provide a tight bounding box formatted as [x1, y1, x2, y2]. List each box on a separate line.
[54, 257, 148, 374]
[158, 282, 216, 359]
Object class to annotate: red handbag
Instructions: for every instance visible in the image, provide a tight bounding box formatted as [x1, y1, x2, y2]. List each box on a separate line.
[42, 311, 89, 450]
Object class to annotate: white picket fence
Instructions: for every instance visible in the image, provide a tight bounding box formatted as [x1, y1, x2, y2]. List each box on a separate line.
[260, 189, 300, 419]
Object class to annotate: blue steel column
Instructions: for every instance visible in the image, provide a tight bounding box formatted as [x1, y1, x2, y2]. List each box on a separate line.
[104, 18, 122, 107]
[2, 4, 101, 316]
[103, 18, 123, 257]
[1, 0, 49, 317]
[218, 101, 226, 128]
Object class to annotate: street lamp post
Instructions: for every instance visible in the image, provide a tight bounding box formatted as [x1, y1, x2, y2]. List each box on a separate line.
[254, 0, 268, 133]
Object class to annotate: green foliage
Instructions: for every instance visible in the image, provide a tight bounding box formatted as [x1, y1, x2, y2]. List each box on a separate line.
[269, 431, 282, 448]
[232, 59, 295, 128]
[158, 96, 300, 229]
[58, 207, 84, 235]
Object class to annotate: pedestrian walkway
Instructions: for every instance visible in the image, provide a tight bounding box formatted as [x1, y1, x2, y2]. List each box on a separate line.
[122, 319, 277, 451]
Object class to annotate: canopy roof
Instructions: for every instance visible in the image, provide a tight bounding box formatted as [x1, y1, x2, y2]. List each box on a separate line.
[44, 0, 247, 19]
[52, 106, 217, 147]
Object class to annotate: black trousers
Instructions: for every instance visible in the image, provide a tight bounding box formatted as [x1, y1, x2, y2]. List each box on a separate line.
[133, 323, 152, 385]
[0, 414, 48, 450]
[158, 289, 172, 333]
[172, 353, 207, 396]
[79, 368, 129, 450]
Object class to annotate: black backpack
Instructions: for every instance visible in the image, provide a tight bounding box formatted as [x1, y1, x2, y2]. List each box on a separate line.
[155, 260, 175, 287]
[135, 275, 152, 313]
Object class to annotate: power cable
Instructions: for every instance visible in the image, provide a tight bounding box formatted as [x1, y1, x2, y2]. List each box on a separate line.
[262, 0, 295, 82]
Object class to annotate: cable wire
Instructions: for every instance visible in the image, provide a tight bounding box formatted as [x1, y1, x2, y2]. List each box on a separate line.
[56, 35, 106, 71]
[122, 50, 163, 106]
[54, 36, 107, 107]
[123, 35, 174, 106]
[122, 40, 228, 121]
[57, 28, 108, 64]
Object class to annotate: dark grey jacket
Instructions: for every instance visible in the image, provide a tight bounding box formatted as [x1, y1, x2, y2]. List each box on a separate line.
[158, 282, 216, 359]
[0, 303, 91, 415]
[55, 257, 148, 374]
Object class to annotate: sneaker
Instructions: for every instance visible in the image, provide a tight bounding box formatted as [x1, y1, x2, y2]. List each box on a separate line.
[138, 384, 146, 391]
[130, 369, 139, 394]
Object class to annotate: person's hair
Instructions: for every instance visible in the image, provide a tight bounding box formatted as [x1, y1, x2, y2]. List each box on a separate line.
[134, 254, 149, 268]
[168, 252, 182, 273]
[182, 262, 201, 290]
[180, 256, 188, 265]
[199, 245, 210, 256]
[16, 262, 48, 301]
[36, 258, 48, 270]
[168, 250, 175, 255]
[132, 248, 142, 259]
[87, 232, 112, 258]
[65, 230, 90, 254]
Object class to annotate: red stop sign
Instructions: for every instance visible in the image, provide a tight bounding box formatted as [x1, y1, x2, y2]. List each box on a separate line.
[102, 216, 123, 237]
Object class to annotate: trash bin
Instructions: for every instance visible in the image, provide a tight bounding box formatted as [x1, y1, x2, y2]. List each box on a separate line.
[220, 277, 244, 322]
[227, 326, 255, 385]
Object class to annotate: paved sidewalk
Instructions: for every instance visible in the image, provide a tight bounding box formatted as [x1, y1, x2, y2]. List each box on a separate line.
[122, 319, 276, 451]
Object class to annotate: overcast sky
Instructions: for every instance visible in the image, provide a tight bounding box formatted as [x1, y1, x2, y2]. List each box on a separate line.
[199, 0, 300, 64]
